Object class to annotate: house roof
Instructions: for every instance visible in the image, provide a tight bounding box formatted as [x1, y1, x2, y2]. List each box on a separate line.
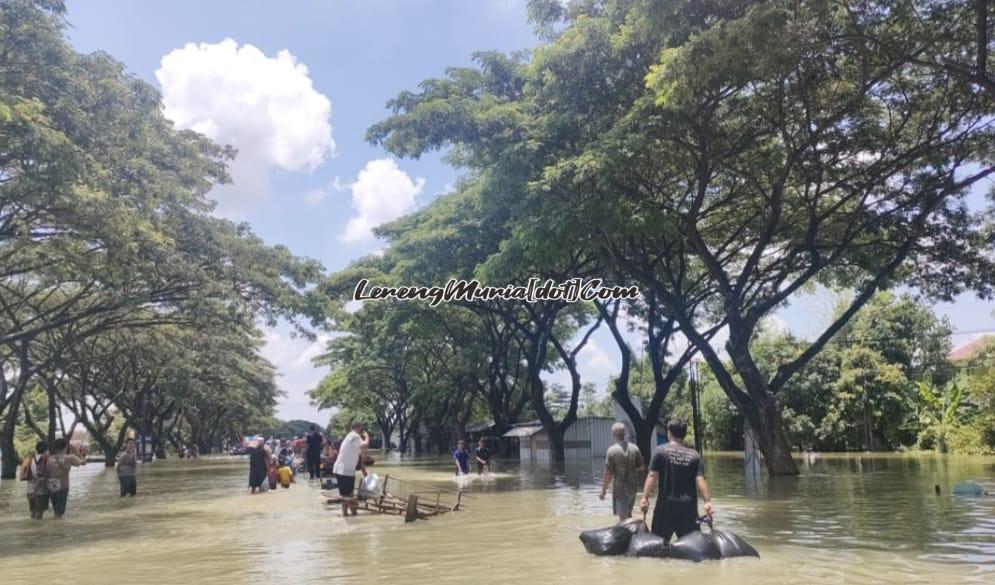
[465, 420, 496, 433]
[949, 335, 993, 361]
[502, 424, 544, 438]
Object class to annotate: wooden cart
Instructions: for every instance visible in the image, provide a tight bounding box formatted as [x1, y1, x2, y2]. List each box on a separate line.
[323, 474, 465, 522]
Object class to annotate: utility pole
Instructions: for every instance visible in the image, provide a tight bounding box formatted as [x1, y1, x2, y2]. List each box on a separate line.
[689, 360, 704, 454]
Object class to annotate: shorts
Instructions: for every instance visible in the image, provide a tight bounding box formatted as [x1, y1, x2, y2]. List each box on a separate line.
[118, 475, 137, 497]
[651, 500, 698, 542]
[612, 492, 636, 517]
[476, 461, 489, 473]
[336, 474, 356, 497]
[50, 488, 69, 517]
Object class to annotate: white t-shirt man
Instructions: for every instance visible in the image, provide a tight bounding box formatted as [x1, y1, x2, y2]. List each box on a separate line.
[333, 430, 364, 477]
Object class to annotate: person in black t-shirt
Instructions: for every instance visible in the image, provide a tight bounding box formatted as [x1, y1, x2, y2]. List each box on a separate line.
[474, 439, 492, 474]
[305, 426, 324, 480]
[639, 419, 714, 542]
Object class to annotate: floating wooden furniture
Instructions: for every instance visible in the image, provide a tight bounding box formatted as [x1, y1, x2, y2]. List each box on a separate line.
[323, 474, 464, 522]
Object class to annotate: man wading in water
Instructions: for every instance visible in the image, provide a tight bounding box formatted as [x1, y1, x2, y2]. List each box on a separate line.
[453, 440, 471, 475]
[332, 421, 369, 517]
[305, 425, 324, 480]
[640, 419, 714, 542]
[600, 422, 644, 522]
[116, 438, 138, 497]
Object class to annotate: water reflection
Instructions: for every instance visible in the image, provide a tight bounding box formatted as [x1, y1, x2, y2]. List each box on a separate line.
[0, 452, 992, 584]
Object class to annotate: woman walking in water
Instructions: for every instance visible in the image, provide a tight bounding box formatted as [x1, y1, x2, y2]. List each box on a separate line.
[248, 440, 267, 494]
[46, 438, 87, 518]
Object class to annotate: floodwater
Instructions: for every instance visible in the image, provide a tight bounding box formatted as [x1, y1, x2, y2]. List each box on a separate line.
[0, 452, 993, 585]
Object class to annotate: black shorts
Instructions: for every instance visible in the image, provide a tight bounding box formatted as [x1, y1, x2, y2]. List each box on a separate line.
[336, 474, 356, 497]
[651, 500, 698, 542]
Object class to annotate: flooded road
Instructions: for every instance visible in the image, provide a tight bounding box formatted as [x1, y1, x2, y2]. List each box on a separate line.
[0, 452, 993, 585]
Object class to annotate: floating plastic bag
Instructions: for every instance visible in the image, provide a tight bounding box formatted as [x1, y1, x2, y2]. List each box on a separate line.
[359, 473, 383, 498]
[617, 517, 647, 536]
[953, 480, 985, 496]
[579, 525, 634, 556]
[626, 531, 668, 558]
[668, 530, 721, 562]
[710, 529, 760, 559]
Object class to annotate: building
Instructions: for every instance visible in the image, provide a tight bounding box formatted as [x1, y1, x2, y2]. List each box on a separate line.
[503, 416, 615, 463]
[949, 335, 993, 362]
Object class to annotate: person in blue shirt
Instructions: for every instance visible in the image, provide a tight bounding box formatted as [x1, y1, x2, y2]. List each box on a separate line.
[453, 440, 471, 475]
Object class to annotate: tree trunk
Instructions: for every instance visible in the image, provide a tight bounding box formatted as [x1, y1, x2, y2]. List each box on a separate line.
[1, 348, 31, 479]
[0, 386, 25, 479]
[46, 385, 58, 444]
[546, 423, 565, 462]
[0, 427, 18, 479]
[694, 320, 800, 476]
[529, 358, 565, 461]
[100, 437, 117, 467]
[749, 394, 797, 475]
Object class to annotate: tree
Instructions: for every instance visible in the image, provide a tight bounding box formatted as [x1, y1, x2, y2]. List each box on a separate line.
[908, 378, 973, 453]
[0, 0, 323, 476]
[369, 0, 995, 474]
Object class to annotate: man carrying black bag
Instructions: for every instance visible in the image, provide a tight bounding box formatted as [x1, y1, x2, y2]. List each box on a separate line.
[639, 419, 714, 542]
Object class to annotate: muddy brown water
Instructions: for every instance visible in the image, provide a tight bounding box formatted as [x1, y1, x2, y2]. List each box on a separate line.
[0, 452, 993, 584]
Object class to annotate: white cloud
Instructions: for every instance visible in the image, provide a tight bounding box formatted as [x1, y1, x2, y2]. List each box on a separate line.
[261, 327, 332, 425]
[303, 175, 347, 206]
[341, 159, 425, 243]
[156, 39, 333, 216]
[303, 188, 328, 206]
[577, 339, 614, 380]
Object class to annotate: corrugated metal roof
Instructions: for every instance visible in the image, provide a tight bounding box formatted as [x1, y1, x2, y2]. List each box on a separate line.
[502, 425, 544, 438]
[466, 420, 496, 433]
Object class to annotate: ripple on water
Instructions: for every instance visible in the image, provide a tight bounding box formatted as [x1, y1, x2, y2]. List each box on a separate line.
[0, 453, 993, 584]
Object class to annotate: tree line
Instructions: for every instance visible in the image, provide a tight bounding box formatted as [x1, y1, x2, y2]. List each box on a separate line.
[311, 0, 995, 475]
[5, 0, 995, 480]
[0, 1, 324, 478]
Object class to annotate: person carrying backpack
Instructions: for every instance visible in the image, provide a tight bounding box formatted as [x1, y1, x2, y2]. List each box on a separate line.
[20, 440, 50, 520]
[46, 437, 87, 518]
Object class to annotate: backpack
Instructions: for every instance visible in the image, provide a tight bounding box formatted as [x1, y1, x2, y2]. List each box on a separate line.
[19, 454, 46, 482]
[34, 454, 48, 479]
[19, 457, 32, 481]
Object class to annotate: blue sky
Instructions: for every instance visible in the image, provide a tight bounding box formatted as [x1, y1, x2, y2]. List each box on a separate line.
[64, 1, 995, 425]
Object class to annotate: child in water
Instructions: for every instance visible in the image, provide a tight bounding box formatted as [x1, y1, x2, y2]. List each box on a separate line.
[278, 462, 294, 489]
[266, 452, 280, 491]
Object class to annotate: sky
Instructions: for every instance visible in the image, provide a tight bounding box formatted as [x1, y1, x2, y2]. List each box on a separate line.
[63, 0, 995, 426]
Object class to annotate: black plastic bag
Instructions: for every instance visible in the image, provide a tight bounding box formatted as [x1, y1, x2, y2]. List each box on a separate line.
[579, 525, 635, 556]
[668, 530, 722, 562]
[618, 517, 647, 536]
[711, 529, 760, 559]
[626, 531, 669, 558]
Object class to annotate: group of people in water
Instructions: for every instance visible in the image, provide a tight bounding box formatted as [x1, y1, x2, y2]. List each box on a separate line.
[246, 436, 300, 494]
[243, 416, 708, 544]
[451, 438, 492, 475]
[601, 418, 714, 542]
[246, 422, 372, 518]
[20, 436, 140, 520]
[19, 415, 708, 538]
